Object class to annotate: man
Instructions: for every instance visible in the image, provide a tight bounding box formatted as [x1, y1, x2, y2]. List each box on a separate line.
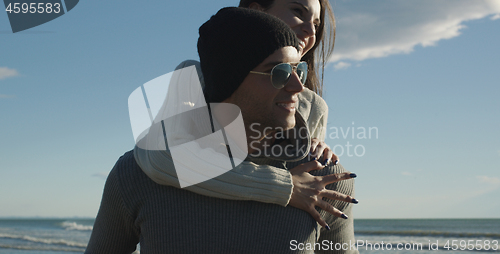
[86, 7, 357, 254]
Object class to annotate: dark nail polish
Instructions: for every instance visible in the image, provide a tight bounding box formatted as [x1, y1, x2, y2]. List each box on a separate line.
[352, 199, 359, 204]
[334, 160, 339, 165]
[325, 225, 331, 231]
[323, 159, 329, 165]
[349, 173, 357, 178]
[341, 214, 348, 219]
[312, 157, 317, 161]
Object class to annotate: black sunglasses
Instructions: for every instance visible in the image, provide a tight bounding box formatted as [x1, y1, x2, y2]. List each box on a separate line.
[249, 62, 308, 89]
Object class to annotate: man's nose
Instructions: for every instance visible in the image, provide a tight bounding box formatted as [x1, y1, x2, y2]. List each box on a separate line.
[284, 72, 304, 93]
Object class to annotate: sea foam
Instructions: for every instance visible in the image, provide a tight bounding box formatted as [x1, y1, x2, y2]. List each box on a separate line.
[0, 233, 87, 248]
[61, 221, 93, 231]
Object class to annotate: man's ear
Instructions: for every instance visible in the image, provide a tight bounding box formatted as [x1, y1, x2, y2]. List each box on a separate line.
[248, 2, 265, 11]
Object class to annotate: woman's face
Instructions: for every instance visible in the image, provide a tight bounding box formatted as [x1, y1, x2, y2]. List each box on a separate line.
[259, 0, 321, 56]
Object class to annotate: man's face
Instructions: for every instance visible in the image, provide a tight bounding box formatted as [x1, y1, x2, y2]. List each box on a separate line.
[224, 46, 304, 135]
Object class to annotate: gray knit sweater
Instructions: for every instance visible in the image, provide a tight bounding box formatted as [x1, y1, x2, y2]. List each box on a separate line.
[85, 151, 356, 254]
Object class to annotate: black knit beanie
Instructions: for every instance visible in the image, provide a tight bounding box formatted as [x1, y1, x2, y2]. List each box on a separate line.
[198, 7, 300, 103]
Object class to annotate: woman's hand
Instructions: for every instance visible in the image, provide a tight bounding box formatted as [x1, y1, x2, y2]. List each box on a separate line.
[288, 161, 357, 230]
[309, 138, 339, 166]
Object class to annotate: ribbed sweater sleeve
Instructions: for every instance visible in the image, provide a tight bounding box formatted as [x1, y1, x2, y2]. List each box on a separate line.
[135, 147, 294, 207]
[85, 156, 140, 254]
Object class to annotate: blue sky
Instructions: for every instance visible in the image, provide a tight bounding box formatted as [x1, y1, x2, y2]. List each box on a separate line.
[1, 0, 499, 219]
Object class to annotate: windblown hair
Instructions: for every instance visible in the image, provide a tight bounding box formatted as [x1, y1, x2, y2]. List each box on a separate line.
[239, 0, 335, 96]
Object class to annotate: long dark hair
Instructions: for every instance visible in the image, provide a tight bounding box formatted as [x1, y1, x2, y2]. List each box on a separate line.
[239, 0, 335, 96]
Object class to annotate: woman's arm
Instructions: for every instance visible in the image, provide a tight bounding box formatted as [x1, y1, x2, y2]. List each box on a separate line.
[135, 147, 294, 206]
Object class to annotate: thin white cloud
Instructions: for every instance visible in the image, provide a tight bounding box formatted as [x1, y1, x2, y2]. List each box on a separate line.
[0, 67, 19, 80]
[92, 172, 109, 180]
[0, 94, 16, 99]
[401, 169, 423, 177]
[476, 175, 500, 185]
[401, 171, 413, 176]
[333, 61, 351, 70]
[331, 0, 500, 63]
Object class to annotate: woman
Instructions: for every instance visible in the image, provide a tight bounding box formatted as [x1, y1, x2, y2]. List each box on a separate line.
[242, 0, 335, 96]
[135, 0, 356, 231]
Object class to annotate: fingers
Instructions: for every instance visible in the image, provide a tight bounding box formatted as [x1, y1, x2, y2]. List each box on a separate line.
[309, 138, 320, 160]
[317, 200, 349, 220]
[321, 190, 358, 204]
[307, 207, 329, 230]
[321, 147, 334, 166]
[330, 152, 339, 165]
[320, 172, 357, 185]
[305, 198, 354, 230]
[309, 139, 339, 166]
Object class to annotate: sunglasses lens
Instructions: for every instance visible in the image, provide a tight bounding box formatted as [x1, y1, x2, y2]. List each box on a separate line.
[296, 62, 308, 85]
[271, 63, 292, 89]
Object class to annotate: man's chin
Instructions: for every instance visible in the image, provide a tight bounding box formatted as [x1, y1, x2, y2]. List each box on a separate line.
[279, 118, 296, 131]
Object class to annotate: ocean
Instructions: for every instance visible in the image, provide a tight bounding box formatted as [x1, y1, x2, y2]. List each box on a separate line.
[0, 218, 498, 253]
[354, 219, 500, 253]
[0, 219, 92, 253]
